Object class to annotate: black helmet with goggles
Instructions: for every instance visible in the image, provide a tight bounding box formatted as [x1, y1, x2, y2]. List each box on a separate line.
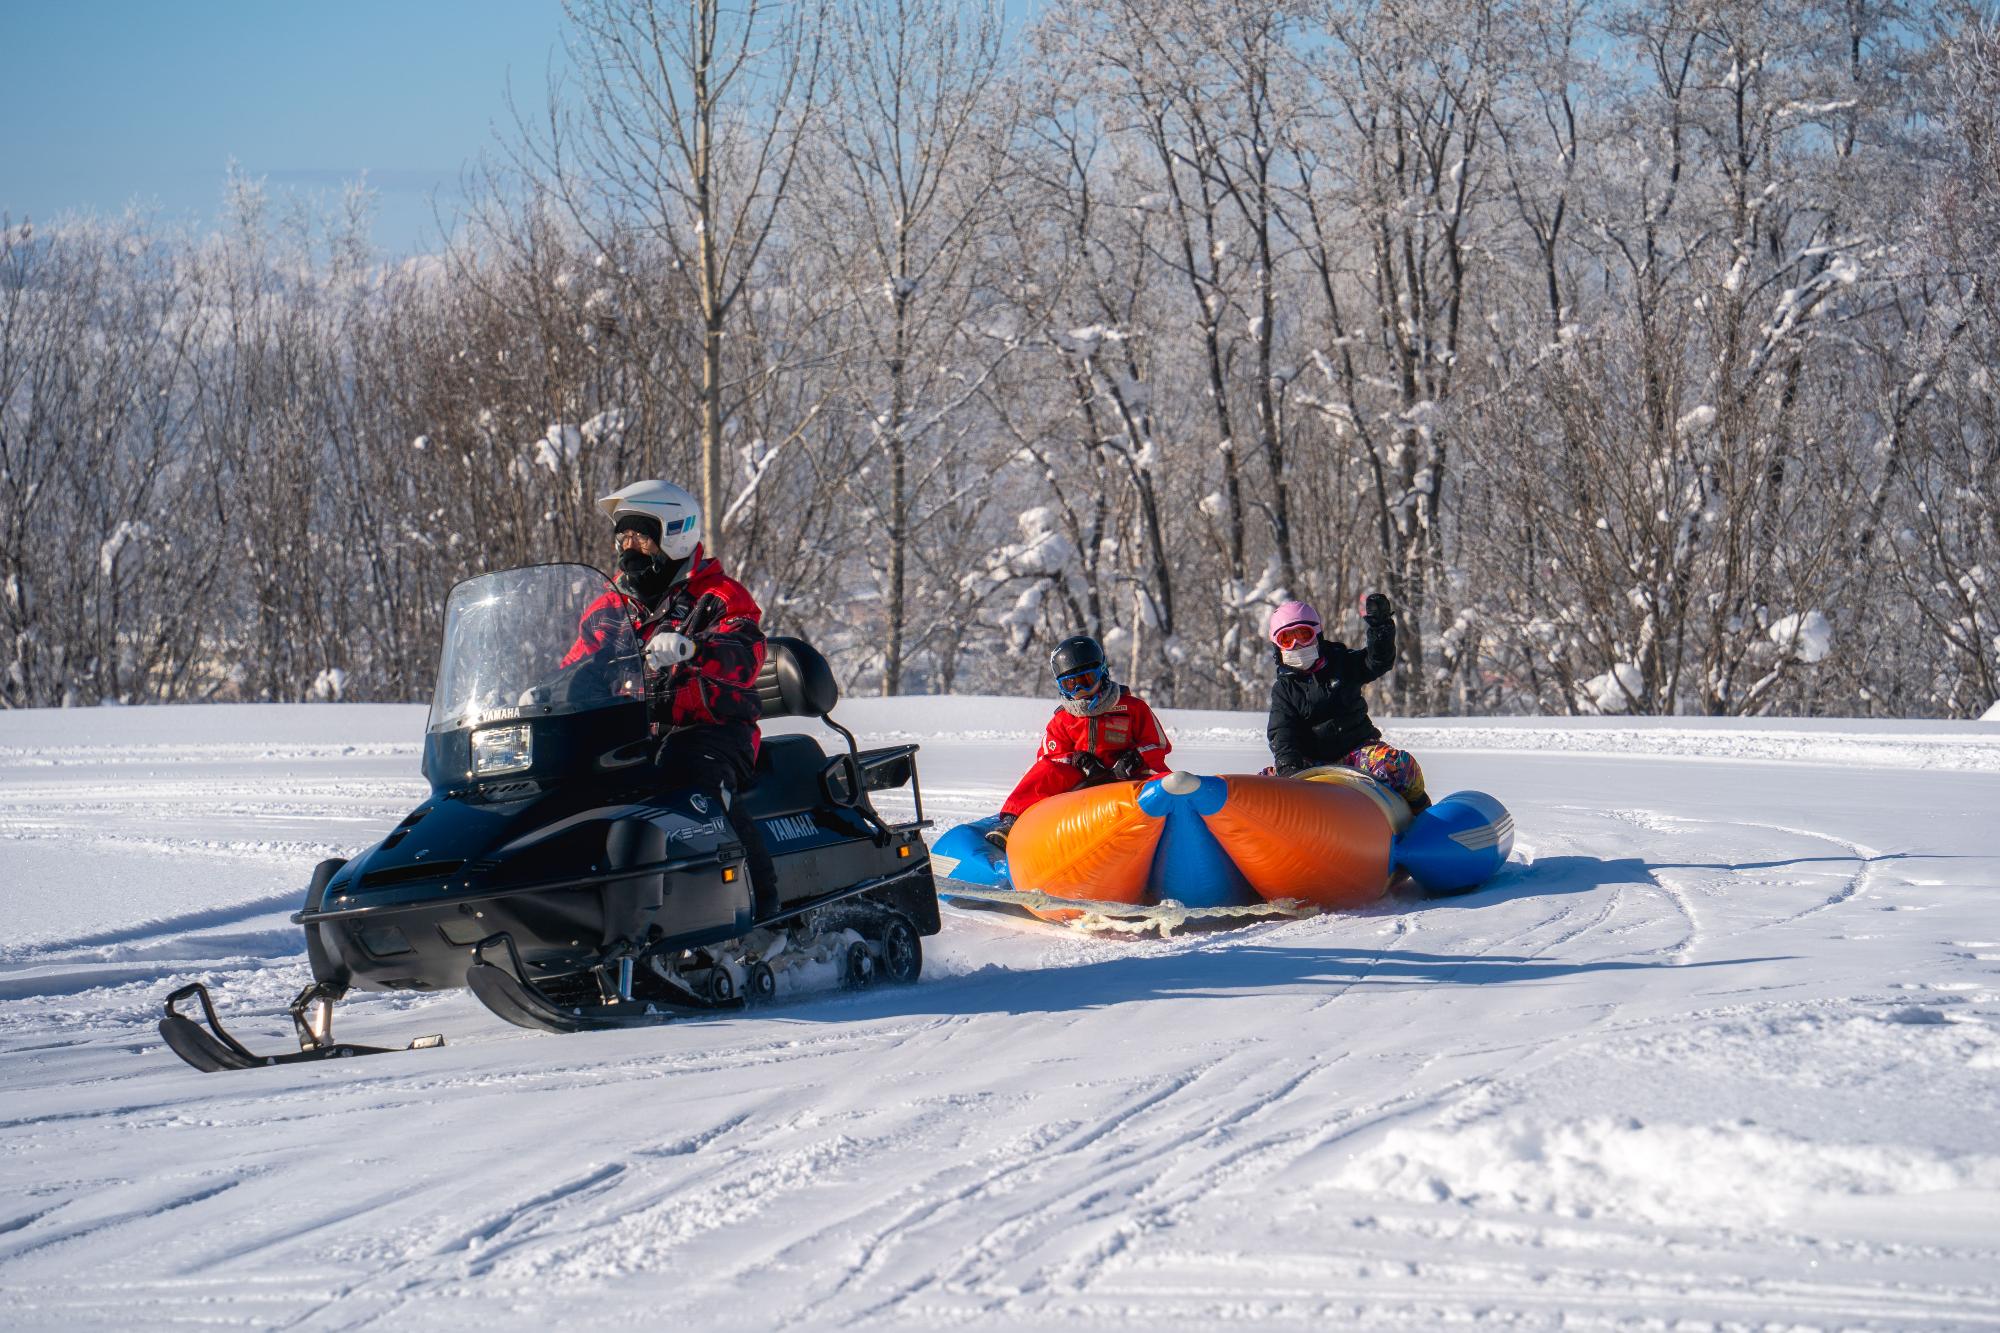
[1051, 634, 1110, 701]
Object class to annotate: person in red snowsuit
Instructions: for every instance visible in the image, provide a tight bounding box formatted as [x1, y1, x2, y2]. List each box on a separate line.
[561, 543, 765, 745]
[568, 479, 775, 913]
[988, 634, 1172, 849]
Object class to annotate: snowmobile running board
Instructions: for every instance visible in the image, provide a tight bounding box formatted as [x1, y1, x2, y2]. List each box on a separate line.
[456, 858, 940, 1035]
[465, 956, 729, 1034]
[938, 881, 1321, 935]
[158, 982, 444, 1074]
[465, 893, 924, 1036]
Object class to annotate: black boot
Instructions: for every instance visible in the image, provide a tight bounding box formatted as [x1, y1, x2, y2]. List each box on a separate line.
[984, 813, 1017, 851]
[722, 787, 780, 918]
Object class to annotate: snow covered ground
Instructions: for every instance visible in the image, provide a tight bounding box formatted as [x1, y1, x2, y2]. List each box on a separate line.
[3, 699, 1998, 1331]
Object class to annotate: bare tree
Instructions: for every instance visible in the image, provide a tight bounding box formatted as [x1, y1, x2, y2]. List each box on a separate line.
[545, 0, 826, 563]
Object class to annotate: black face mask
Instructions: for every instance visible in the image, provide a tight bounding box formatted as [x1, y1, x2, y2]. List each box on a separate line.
[618, 548, 682, 600]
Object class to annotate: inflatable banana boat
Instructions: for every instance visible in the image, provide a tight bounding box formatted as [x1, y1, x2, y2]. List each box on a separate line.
[932, 767, 1512, 923]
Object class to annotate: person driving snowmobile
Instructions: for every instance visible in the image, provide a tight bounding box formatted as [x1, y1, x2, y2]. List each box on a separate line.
[1265, 595, 1429, 812]
[986, 634, 1173, 850]
[563, 479, 777, 914]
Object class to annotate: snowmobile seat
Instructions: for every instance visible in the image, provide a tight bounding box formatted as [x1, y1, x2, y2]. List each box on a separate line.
[756, 636, 839, 720]
[752, 637, 838, 790]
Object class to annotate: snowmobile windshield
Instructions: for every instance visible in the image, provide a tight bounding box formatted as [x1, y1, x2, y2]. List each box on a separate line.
[427, 564, 645, 732]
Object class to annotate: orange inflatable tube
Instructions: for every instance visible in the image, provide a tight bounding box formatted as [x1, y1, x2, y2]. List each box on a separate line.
[1005, 781, 1161, 906]
[1201, 775, 1391, 909]
[999, 770, 1395, 915]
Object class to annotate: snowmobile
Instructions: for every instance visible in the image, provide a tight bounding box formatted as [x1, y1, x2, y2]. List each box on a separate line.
[159, 563, 938, 1073]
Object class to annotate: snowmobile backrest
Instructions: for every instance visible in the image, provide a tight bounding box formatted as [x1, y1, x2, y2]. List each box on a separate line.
[757, 635, 840, 720]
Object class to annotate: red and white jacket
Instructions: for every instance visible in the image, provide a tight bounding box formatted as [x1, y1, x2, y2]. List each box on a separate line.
[1035, 688, 1172, 774]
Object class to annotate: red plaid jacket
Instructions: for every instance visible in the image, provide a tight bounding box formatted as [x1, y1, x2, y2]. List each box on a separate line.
[561, 546, 765, 746]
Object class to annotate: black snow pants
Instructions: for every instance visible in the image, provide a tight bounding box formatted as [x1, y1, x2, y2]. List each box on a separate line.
[658, 725, 779, 920]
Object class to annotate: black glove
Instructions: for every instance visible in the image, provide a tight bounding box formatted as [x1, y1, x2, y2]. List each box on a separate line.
[1361, 592, 1393, 623]
[1111, 750, 1150, 781]
[1072, 751, 1113, 782]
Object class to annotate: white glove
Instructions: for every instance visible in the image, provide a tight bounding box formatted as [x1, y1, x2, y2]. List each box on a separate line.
[646, 631, 696, 670]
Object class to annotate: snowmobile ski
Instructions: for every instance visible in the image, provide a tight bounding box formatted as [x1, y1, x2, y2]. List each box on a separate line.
[938, 880, 1319, 936]
[159, 982, 443, 1074]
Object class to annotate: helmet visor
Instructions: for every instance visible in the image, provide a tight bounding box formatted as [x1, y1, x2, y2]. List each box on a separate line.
[613, 528, 658, 551]
[1273, 623, 1319, 651]
[614, 513, 664, 544]
[1056, 665, 1107, 699]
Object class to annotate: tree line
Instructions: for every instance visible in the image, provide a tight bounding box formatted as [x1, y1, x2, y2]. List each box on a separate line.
[3, 0, 1996, 717]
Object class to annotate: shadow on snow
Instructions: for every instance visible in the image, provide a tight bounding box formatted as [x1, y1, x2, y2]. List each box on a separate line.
[1455, 849, 1964, 903]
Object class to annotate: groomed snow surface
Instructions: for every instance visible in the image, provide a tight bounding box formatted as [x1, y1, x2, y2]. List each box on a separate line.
[3, 699, 1998, 1331]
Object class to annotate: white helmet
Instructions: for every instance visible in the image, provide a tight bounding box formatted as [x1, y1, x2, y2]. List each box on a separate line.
[596, 479, 701, 560]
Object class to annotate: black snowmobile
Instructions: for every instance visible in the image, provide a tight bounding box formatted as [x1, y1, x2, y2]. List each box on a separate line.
[160, 562, 938, 1073]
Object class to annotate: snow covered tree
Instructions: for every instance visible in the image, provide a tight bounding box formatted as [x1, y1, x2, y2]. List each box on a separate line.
[808, 0, 1016, 694]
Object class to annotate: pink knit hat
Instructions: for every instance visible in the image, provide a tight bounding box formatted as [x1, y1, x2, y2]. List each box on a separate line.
[1267, 600, 1322, 643]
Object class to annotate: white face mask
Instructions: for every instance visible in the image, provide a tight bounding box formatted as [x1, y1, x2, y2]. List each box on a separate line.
[1280, 642, 1319, 669]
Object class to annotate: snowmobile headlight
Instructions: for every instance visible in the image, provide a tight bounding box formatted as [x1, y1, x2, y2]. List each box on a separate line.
[471, 723, 533, 776]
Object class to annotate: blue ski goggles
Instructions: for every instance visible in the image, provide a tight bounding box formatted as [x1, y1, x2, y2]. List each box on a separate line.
[1056, 665, 1107, 699]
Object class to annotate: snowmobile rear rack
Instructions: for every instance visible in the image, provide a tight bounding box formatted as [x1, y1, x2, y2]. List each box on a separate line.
[759, 636, 928, 841]
[158, 981, 444, 1074]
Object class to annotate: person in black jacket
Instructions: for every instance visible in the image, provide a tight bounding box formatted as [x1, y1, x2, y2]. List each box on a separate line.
[1265, 594, 1430, 812]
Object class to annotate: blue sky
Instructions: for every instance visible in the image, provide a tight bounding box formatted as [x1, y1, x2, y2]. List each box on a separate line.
[1, 1, 568, 255]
